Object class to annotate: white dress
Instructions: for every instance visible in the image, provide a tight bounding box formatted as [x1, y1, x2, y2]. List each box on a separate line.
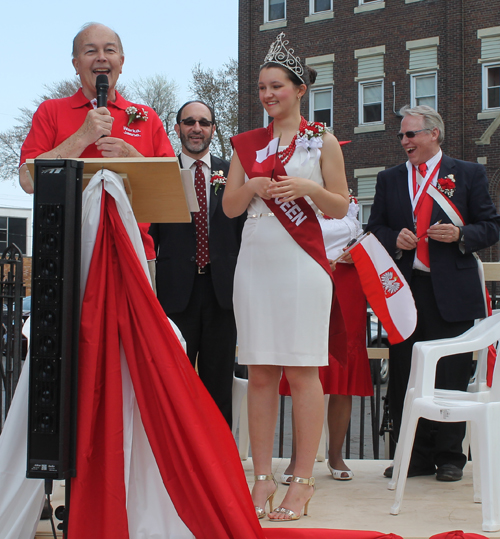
[234, 145, 332, 367]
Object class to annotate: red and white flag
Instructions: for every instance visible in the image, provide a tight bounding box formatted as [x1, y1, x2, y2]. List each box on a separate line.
[252, 136, 280, 174]
[346, 232, 417, 344]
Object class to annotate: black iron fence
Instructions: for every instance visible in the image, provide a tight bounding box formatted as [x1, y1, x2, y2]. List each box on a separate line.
[1, 244, 25, 432]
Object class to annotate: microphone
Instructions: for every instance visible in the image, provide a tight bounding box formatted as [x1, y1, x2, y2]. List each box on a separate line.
[96, 74, 109, 108]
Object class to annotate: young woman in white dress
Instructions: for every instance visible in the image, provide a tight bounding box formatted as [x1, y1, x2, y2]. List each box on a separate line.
[223, 33, 349, 521]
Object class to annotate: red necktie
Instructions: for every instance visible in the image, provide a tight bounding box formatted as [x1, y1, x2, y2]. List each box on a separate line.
[413, 163, 428, 196]
[414, 163, 431, 268]
[193, 161, 210, 268]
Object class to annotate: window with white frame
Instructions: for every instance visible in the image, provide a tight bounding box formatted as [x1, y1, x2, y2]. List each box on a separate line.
[360, 0, 382, 3]
[306, 54, 335, 126]
[406, 38, 439, 110]
[310, 0, 332, 14]
[359, 81, 383, 124]
[478, 28, 500, 115]
[0, 216, 27, 255]
[354, 169, 384, 228]
[355, 46, 385, 127]
[483, 64, 500, 110]
[411, 72, 437, 108]
[265, 0, 286, 22]
[311, 88, 333, 126]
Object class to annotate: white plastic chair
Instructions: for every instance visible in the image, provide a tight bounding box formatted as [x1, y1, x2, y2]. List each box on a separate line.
[388, 313, 500, 532]
[232, 376, 250, 460]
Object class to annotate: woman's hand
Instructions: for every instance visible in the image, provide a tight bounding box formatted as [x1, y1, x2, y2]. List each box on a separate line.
[249, 176, 275, 200]
[267, 175, 318, 202]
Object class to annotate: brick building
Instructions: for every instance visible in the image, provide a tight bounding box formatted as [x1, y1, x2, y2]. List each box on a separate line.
[238, 0, 500, 259]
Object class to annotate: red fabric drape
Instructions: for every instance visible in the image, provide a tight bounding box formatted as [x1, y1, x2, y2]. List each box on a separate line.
[68, 192, 265, 539]
[430, 532, 489, 539]
[66, 188, 462, 539]
[264, 531, 403, 539]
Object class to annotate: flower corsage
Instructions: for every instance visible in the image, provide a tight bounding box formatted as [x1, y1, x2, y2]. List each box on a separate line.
[210, 171, 227, 194]
[295, 121, 327, 165]
[437, 174, 456, 197]
[125, 106, 149, 127]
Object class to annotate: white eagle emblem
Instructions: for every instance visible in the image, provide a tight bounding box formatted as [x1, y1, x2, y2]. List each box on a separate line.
[380, 269, 402, 297]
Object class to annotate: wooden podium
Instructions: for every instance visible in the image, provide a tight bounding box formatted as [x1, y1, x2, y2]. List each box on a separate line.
[26, 157, 197, 223]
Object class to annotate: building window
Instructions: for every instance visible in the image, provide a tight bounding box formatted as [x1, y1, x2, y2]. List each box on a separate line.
[360, 0, 382, 3]
[310, 88, 333, 126]
[483, 64, 500, 110]
[359, 80, 383, 124]
[411, 72, 437, 108]
[265, 0, 286, 22]
[355, 46, 385, 128]
[0, 216, 27, 255]
[310, 0, 332, 13]
[354, 169, 384, 228]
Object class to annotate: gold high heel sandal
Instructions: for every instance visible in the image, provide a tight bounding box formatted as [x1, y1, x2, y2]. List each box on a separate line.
[253, 474, 277, 519]
[268, 476, 315, 521]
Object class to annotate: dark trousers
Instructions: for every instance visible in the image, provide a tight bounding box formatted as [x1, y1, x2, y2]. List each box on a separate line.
[169, 271, 236, 428]
[388, 273, 474, 469]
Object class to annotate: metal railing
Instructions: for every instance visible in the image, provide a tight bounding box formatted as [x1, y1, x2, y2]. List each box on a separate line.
[271, 262, 500, 461]
[1, 244, 25, 432]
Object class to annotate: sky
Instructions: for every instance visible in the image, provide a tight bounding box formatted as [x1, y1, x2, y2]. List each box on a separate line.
[0, 0, 239, 207]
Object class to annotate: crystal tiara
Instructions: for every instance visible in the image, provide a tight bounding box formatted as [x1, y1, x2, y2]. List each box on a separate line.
[262, 32, 305, 84]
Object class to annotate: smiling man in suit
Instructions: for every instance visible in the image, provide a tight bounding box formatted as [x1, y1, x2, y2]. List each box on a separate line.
[150, 101, 245, 427]
[367, 105, 500, 482]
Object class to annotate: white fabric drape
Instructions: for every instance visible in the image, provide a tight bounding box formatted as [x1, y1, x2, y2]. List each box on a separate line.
[0, 171, 193, 539]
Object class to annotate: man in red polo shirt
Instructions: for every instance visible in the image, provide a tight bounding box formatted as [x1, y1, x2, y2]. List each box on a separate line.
[19, 22, 175, 274]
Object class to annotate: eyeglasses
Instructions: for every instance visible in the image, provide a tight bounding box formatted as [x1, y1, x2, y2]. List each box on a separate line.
[396, 128, 431, 141]
[180, 118, 214, 127]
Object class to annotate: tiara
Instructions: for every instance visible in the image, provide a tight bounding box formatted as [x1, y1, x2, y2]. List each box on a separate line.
[262, 32, 305, 83]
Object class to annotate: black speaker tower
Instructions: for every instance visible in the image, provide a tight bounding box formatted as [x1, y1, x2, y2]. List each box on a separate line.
[27, 159, 83, 481]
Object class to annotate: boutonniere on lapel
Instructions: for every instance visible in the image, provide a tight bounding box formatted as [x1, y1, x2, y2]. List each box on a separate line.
[437, 174, 456, 197]
[210, 171, 227, 194]
[125, 106, 149, 127]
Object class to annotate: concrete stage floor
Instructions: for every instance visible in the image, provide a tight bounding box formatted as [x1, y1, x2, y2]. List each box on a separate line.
[36, 459, 497, 539]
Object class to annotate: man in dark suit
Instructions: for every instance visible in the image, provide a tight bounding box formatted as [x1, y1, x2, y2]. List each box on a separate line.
[150, 101, 245, 428]
[367, 105, 500, 481]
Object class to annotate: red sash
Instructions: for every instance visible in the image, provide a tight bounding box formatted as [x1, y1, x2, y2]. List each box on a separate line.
[231, 128, 347, 367]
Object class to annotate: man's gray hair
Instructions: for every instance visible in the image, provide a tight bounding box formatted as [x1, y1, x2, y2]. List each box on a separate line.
[72, 22, 124, 58]
[399, 105, 445, 144]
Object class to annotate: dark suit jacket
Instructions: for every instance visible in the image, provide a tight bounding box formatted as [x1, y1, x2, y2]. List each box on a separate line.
[366, 154, 500, 323]
[150, 154, 246, 314]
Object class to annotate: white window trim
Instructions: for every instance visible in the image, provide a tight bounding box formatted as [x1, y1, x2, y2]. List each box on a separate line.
[264, 0, 286, 24]
[358, 79, 384, 126]
[482, 62, 500, 112]
[309, 0, 332, 15]
[354, 1, 385, 14]
[411, 71, 438, 109]
[310, 86, 333, 127]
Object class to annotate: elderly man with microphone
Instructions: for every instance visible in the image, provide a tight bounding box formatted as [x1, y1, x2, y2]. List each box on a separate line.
[19, 22, 175, 269]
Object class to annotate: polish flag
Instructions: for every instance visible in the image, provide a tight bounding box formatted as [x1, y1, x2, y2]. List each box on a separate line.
[252, 137, 280, 174]
[347, 232, 417, 344]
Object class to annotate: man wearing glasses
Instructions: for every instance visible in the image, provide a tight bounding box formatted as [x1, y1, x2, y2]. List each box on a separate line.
[367, 105, 500, 482]
[150, 101, 245, 427]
